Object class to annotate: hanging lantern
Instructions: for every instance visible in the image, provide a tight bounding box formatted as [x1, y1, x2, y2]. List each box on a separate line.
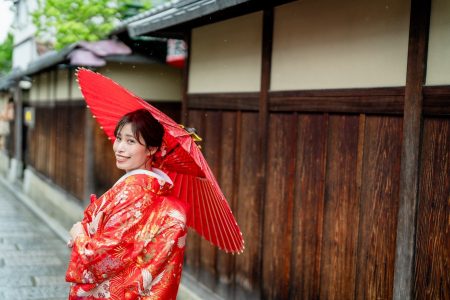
[166, 39, 186, 69]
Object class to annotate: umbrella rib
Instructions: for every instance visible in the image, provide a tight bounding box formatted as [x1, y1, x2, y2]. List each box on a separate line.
[202, 166, 242, 251]
[216, 186, 243, 251]
[184, 175, 195, 228]
[215, 193, 241, 252]
[202, 177, 237, 251]
[203, 181, 230, 252]
[197, 180, 212, 243]
[193, 178, 204, 237]
[200, 180, 221, 249]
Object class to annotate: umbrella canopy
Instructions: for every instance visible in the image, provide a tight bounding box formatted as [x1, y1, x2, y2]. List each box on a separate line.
[76, 68, 244, 254]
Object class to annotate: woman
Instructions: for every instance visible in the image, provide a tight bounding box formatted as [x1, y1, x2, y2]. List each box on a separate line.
[66, 109, 188, 300]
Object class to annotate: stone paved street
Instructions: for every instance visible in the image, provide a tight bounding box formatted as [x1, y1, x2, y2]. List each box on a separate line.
[0, 181, 70, 300]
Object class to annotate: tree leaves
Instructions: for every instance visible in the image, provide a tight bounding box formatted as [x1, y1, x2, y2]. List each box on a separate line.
[0, 33, 13, 76]
[32, 0, 154, 50]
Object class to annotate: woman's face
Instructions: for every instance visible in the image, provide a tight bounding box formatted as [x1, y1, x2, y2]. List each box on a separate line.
[113, 123, 150, 172]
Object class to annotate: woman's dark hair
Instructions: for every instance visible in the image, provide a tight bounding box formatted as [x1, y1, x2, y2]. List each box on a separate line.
[114, 109, 164, 148]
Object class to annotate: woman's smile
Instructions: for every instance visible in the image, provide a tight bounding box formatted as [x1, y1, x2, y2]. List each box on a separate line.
[115, 154, 130, 162]
[113, 123, 150, 172]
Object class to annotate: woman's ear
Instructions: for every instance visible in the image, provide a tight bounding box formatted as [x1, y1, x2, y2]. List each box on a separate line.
[148, 147, 158, 156]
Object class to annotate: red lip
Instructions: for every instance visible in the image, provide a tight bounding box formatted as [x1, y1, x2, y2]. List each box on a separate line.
[115, 154, 130, 162]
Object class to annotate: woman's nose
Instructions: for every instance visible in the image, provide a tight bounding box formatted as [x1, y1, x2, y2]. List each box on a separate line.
[114, 140, 125, 152]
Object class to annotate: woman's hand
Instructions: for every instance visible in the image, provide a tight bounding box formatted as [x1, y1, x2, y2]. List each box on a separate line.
[68, 222, 85, 248]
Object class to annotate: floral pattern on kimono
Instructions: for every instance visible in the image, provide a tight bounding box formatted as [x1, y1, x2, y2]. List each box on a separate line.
[66, 170, 188, 300]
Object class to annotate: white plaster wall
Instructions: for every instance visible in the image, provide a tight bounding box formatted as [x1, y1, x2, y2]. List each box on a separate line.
[71, 70, 83, 100]
[12, 0, 38, 70]
[29, 78, 38, 100]
[271, 0, 410, 90]
[29, 62, 181, 104]
[188, 12, 263, 93]
[12, 41, 37, 71]
[37, 72, 49, 101]
[100, 62, 182, 101]
[55, 69, 69, 101]
[426, 0, 450, 85]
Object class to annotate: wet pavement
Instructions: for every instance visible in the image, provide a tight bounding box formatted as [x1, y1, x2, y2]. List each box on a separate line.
[0, 180, 70, 300]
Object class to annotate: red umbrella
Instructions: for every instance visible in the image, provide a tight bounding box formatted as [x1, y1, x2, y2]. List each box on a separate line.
[76, 68, 244, 254]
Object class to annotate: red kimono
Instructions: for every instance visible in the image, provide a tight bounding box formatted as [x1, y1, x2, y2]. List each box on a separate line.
[66, 169, 188, 300]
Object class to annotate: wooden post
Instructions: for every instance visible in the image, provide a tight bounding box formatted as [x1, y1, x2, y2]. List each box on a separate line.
[258, 7, 273, 295]
[393, 0, 431, 298]
[182, 31, 191, 126]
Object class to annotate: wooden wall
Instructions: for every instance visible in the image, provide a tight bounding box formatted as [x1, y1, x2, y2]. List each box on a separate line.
[179, 1, 450, 298]
[183, 90, 450, 299]
[27, 103, 86, 200]
[414, 116, 450, 299]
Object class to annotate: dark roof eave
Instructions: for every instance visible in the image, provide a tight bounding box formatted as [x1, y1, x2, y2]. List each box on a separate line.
[127, 0, 252, 37]
[26, 44, 78, 75]
[105, 53, 163, 65]
[0, 44, 78, 91]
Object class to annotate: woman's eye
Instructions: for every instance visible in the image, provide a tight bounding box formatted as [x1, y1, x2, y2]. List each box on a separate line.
[116, 136, 121, 141]
[127, 139, 135, 144]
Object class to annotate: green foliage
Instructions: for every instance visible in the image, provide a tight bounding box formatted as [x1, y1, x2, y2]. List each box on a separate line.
[0, 33, 13, 76]
[32, 0, 154, 50]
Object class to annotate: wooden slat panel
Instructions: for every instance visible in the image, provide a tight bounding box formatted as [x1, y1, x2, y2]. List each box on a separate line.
[262, 113, 297, 299]
[73, 106, 86, 199]
[198, 111, 220, 288]
[415, 118, 450, 299]
[216, 112, 238, 287]
[40, 109, 50, 176]
[59, 107, 69, 191]
[55, 107, 65, 188]
[289, 114, 328, 299]
[44, 109, 51, 177]
[64, 106, 73, 195]
[355, 116, 403, 299]
[63, 106, 73, 196]
[35, 108, 44, 175]
[423, 86, 450, 115]
[270, 88, 405, 114]
[31, 107, 40, 172]
[320, 114, 361, 299]
[184, 109, 204, 275]
[235, 112, 261, 293]
[93, 122, 121, 195]
[188, 89, 408, 114]
[48, 108, 57, 182]
[188, 93, 259, 111]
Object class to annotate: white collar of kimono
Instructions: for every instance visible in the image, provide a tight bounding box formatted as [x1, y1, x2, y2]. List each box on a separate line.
[114, 168, 173, 187]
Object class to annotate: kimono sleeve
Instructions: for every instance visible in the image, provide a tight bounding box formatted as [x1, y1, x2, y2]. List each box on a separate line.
[66, 185, 148, 284]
